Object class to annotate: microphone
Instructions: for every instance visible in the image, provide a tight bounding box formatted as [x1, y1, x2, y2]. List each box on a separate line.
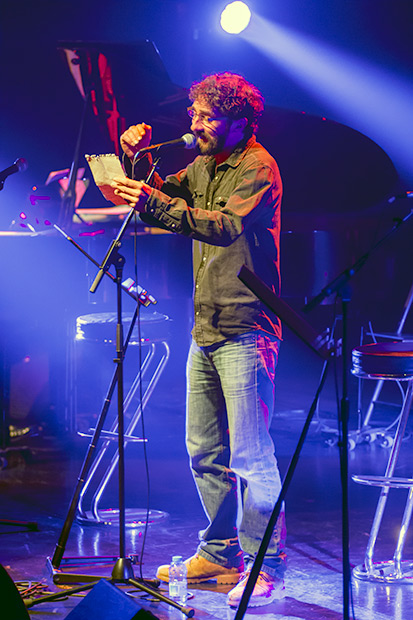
[133, 133, 196, 161]
[0, 158, 28, 184]
[388, 191, 413, 203]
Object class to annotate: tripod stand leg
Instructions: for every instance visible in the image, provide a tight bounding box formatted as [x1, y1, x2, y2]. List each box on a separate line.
[0, 519, 38, 530]
[26, 576, 195, 618]
[128, 577, 195, 617]
[24, 581, 100, 609]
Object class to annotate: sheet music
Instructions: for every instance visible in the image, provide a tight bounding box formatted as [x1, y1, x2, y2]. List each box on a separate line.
[85, 153, 127, 206]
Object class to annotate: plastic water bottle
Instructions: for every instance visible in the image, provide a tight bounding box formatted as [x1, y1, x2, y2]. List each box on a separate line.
[169, 555, 187, 605]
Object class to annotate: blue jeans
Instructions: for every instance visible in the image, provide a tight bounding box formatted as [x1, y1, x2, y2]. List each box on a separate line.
[186, 332, 286, 578]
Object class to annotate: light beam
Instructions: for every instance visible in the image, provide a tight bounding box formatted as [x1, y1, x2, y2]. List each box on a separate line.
[240, 15, 413, 182]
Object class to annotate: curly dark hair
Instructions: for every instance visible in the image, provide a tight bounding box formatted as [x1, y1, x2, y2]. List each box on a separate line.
[189, 72, 264, 138]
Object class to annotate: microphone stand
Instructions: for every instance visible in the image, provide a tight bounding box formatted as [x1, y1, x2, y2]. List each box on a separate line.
[301, 205, 413, 620]
[234, 203, 412, 620]
[234, 266, 331, 620]
[48, 222, 154, 576]
[85, 157, 194, 615]
[40, 156, 194, 616]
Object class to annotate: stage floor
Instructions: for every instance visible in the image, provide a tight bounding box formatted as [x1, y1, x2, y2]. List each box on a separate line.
[1, 346, 413, 620]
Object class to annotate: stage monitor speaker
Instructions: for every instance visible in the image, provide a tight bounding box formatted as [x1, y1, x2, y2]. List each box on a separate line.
[0, 564, 30, 620]
[64, 579, 158, 619]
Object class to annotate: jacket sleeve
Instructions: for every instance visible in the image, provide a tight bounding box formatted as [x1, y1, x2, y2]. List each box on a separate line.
[122, 153, 192, 230]
[144, 161, 280, 246]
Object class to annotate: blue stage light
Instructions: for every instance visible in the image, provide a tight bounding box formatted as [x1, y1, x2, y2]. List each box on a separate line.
[220, 2, 251, 35]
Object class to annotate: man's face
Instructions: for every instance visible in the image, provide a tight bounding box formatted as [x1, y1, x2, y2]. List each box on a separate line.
[188, 100, 232, 156]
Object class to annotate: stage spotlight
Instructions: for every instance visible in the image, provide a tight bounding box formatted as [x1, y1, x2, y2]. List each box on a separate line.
[220, 1, 251, 35]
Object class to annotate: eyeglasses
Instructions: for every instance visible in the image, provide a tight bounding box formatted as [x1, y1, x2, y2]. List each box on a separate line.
[187, 108, 226, 125]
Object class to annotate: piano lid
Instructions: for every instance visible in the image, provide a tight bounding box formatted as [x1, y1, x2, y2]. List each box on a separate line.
[58, 40, 189, 156]
[257, 107, 399, 218]
[59, 41, 399, 214]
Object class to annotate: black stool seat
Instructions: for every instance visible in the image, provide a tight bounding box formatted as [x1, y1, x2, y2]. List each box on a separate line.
[352, 342, 413, 378]
[75, 310, 171, 344]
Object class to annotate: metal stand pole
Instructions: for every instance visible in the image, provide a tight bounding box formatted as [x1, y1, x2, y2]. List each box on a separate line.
[339, 293, 351, 620]
[46, 156, 195, 615]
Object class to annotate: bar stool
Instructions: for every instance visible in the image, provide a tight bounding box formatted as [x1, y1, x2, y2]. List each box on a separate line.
[73, 310, 171, 526]
[351, 342, 413, 583]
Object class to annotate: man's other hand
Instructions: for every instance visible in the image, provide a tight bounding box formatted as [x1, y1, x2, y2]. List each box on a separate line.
[120, 123, 152, 159]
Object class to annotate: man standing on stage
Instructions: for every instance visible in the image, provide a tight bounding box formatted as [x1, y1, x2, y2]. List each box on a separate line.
[112, 72, 286, 607]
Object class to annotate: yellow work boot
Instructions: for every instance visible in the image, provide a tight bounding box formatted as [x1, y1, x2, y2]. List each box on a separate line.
[156, 553, 243, 585]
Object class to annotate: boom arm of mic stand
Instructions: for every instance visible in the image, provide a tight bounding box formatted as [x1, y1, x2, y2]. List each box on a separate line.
[303, 259, 367, 314]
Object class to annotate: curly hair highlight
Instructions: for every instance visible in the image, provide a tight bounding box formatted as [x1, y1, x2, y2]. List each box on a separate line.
[189, 72, 264, 138]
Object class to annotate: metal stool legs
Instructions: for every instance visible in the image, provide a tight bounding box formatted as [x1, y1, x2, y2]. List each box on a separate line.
[351, 342, 413, 583]
[72, 310, 172, 527]
[78, 341, 170, 525]
[353, 381, 413, 582]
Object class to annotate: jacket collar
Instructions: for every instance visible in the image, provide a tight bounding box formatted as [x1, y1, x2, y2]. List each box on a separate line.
[202, 135, 256, 169]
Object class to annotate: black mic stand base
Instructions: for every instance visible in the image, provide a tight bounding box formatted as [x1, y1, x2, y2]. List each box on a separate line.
[45, 538, 194, 615]
[25, 573, 196, 618]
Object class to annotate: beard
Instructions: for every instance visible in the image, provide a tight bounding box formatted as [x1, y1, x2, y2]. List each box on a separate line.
[195, 127, 228, 156]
